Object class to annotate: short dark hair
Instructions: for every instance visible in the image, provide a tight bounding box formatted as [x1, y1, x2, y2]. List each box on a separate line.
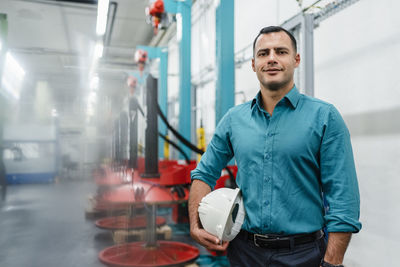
[252, 26, 297, 57]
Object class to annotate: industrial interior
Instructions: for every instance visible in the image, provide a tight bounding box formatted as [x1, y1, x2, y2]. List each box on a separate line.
[0, 0, 399, 266]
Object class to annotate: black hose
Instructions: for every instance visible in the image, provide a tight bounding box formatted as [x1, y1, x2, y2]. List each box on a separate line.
[158, 132, 191, 165]
[157, 103, 205, 155]
[157, 104, 237, 188]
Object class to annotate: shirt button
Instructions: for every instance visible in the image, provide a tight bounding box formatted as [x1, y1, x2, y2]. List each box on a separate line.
[267, 176, 271, 181]
[268, 133, 273, 137]
[265, 153, 271, 159]
[265, 200, 269, 205]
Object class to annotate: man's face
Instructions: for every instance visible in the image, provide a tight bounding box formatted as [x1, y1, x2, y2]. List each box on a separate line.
[252, 31, 300, 91]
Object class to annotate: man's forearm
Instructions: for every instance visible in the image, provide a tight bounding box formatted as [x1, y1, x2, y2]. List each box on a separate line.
[324, 232, 352, 265]
[188, 179, 211, 231]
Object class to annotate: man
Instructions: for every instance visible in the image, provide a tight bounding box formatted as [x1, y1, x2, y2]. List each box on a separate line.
[189, 26, 361, 267]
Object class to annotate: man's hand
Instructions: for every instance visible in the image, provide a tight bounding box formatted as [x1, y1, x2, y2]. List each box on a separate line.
[190, 225, 229, 251]
[189, 179, 229, 251]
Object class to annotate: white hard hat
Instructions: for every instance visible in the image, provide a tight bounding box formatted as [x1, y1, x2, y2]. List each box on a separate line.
[198, 188, 245, 241]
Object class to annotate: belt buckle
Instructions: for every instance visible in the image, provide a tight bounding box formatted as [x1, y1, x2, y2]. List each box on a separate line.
[253, 233, 268, 247]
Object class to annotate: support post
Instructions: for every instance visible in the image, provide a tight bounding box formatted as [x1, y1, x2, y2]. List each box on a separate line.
[136, 46, 168, 159]
[1, 14, 9, 198]
[176, 0, 192, 159]
[281, 13, 314, 97]
[141, 74, 160, 178]
[215, 0, 235, 124]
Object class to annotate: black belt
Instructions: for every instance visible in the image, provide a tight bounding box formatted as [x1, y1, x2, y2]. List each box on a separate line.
[238, 229, 324, 249]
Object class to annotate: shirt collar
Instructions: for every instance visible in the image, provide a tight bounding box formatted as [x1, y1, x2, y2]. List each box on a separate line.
[251, 85, 301, 110]
[284, 85, 301, 109]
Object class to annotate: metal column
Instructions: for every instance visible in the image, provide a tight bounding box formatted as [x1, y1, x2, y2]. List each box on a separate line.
[0, 13, 8, 96]
[281, 14, 314, 97]
[158, 49, 168, 158]
[142, 74, 160, 178]
[136, 46, 168, 159]
[0, 13, 8, 199]
[164, 0, 192, 159]
[177, 0, 192, 159]
[215, 0, 235, 124]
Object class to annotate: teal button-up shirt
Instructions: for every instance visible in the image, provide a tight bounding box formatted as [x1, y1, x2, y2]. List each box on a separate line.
[191, 86, 361, 235]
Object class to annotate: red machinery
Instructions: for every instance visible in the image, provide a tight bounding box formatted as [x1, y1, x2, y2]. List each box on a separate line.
[148, 0, 165, 34]
[93, 73, 237, 266]
[98, 171, 199, 267]
[134, 49, 148, 76]
[127, 76, 137, 88]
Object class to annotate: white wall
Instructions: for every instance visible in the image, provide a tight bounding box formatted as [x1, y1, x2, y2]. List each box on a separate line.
[314, 0, 400, 115]
[313, 1, 400, 265]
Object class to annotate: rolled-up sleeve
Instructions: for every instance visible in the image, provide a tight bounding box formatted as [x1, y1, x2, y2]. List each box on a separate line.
[320, 105, 362, 233]
[191, 110, 234, 189]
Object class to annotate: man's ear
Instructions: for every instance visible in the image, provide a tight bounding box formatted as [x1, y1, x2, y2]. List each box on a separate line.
[294, 53, 300, 68]
[251, 58, 256, 72]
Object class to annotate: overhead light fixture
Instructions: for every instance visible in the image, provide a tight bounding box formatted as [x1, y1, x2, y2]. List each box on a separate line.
[1, 52, 25, 100]
[94, 42, 103, 59]
[90, 75, 99, 90]
[5, 52, 25, 77]
[86, 91, 97, 117]
[96, 0, 110, 36]
[52, 108, 58, 117]
[88, 91, 97, 104]
[87, 105, 94, 116]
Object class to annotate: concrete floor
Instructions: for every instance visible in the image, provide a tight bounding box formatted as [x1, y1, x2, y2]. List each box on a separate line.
[0, 178, 111, 267]
[0, 176, 218, 267]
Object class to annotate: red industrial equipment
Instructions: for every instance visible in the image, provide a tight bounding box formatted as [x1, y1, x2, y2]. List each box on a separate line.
[134, 49, 148, 76]
[95, 215, 166, 230]
[148, 0, 165, 34]
[215, 165, 238, 189]
[127, 76, 137, 88]
[98, 171, 199, 267]
[94, 166, 132, 187]
[99, 241, 199, 267]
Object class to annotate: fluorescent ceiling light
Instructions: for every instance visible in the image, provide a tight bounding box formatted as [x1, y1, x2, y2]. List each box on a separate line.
[1, 52, 25, 100]
[94, 42, 103, 59]
[96, 0, 110, 36]
[5, 52, 25, 77]
[87, 105, 94, 116]
[1, 77, 19, 99]
[88, 91, 97, 104]
[90, 75, 99, 90]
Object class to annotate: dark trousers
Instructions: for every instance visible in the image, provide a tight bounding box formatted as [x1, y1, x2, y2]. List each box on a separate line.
[227, 232, 326, 267]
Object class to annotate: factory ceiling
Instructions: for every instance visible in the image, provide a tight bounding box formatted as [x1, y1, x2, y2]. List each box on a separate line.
[0, 0, 155, 126]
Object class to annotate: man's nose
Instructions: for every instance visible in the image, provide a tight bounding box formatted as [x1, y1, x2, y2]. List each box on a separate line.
[267, 51, 277, 62]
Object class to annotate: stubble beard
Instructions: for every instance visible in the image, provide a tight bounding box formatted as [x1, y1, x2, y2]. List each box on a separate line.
[265, 81, 283, 91]
[261, 78, 291, 92]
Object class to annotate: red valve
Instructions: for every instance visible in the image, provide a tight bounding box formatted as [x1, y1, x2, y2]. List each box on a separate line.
[149, 0, 165, 34]
[134, 50, 148, 76]
[149, 0, 165, 17]
[127, 76, 137, 88]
